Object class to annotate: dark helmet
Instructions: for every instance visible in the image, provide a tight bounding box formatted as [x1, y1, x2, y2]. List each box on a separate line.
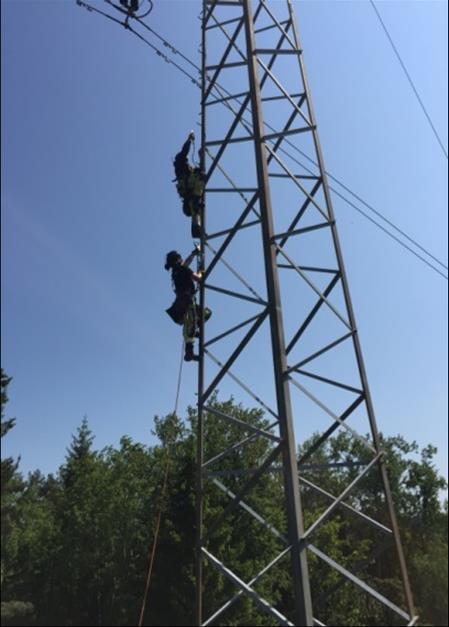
[165, 250, 182, 271]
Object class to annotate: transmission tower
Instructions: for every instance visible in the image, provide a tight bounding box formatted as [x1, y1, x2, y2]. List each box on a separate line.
[196, 1, 416, 625]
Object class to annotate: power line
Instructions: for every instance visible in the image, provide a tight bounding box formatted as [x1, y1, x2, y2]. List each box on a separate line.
[76, 0, 127, 27]
[76, 0, 200, 86]
[76, 1, 448, 280]
[135, 13, 200, 72]
[370, 0, 448, 160]
[132, 18, 448, 279]
[269, 143, 449, 280]
[117, 5, 449, 273]
[125, 22, 201, 87]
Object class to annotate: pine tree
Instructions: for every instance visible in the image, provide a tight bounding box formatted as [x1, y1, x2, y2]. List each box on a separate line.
[1, 371, 34, 626]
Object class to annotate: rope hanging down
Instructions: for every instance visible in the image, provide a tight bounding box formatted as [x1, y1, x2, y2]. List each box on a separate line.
[138, 339, 184, 627]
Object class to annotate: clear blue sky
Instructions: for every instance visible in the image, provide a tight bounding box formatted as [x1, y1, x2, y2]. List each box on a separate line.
[1, 0, 447, 484]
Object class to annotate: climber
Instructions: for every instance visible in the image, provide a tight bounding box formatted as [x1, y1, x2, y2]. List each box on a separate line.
[173, 131, 205, 239]
[165, 247, 211, 362]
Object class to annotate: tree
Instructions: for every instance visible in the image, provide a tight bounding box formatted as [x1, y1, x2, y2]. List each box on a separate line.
[1, 369, 20, 492]
[1, 388, 446, 626]
[297, 431, 448, 626]
[1, 370, 30, 625]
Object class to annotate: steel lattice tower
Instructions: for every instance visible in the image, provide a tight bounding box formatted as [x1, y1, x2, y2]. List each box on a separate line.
[196, 1, 416, 625]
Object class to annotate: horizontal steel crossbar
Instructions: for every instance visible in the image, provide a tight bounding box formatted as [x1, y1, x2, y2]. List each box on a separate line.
[254, 18, 290, 35]
[278, 264, 338, 274]
[295, 368, 363, 394]
[204, 405, 281, 441]
[206, 218, 261, 241]
[262, 92, 304, 102]
[205, 282, 267, 305]
[206, 186, 258, 192]
[289, 377, 376, 453]
[255, 48, 302, 55]
[204, 312, 264, 347]
[206, 90, 250, 105]
[205, 15, 242, 30]
[204, 443, 283, 541]
[263, 126, 314, 141]
[206, 60, 247, 71]
[273, 221, 333, 240]
[269, 173, 320, 180]
[287, 330, 354, 371]
[205, 460, 370, 478]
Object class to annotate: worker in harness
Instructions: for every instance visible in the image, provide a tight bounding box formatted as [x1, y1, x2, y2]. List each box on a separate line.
[165, 247, 211, 362]
[173, 131, 205, 239]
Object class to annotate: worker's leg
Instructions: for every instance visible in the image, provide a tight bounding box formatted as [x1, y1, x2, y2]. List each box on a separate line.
[191, 196, 202, 239]
[182, 197, 192, 217]
[183, 302, 199, 362]
[193, 305, 212, 338]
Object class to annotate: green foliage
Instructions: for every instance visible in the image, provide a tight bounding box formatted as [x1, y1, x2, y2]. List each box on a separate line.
[1, 378, 447, 626]
[298, 431, 448, 626]
[1, 600, 34, 626]
[1, 371, 24, 589]
[1, 369, 20, 491]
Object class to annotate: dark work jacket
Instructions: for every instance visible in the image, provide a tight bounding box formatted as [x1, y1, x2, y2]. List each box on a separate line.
[166, 264, 196, 325]
[174, 138, 192, 181]
[172, 264, 195, 298]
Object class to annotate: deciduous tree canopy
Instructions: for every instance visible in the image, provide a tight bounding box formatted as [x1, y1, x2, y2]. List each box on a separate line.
[1, 371, 447, 626]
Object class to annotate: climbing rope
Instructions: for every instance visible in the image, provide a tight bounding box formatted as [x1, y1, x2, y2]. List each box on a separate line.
[138, 339, 185, 627]
[173, 337, 185, 417]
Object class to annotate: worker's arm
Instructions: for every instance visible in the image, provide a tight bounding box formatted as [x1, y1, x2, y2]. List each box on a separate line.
[183, 244, 200, 268]
[178, 131, 195, 161]
[192, 270, 203, 283]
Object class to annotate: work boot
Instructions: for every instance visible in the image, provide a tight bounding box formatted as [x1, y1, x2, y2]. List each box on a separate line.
[184, 342, 199, 362]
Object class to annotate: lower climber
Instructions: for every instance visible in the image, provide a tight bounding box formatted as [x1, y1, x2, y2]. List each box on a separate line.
[165, 247, 211, 362]
[173, 131, 205, 239]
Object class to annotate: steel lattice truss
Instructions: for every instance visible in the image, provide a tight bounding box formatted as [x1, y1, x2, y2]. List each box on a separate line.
[196, 1, 417, 625]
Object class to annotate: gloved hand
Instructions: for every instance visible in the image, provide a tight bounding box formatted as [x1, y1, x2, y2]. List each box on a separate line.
[192, 243, 201, 256]
[188, 130, 195, 141]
